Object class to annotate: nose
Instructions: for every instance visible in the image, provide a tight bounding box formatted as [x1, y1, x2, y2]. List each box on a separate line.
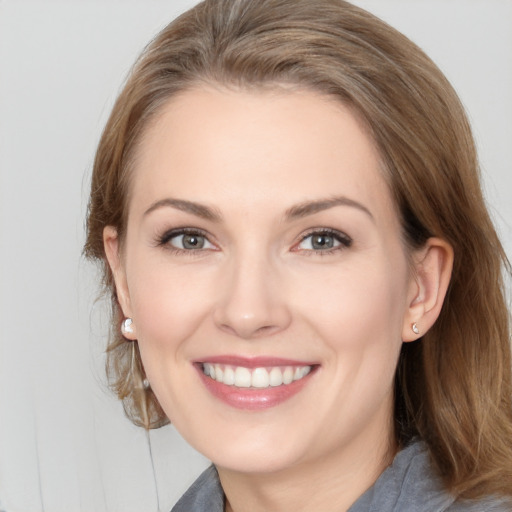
[213, 253, 292, 340]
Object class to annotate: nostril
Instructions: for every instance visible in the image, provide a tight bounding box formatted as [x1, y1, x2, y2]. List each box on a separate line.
[212, 271, 292, 339]
[216, 318, 287, 340]
[254, 325, 279, 336]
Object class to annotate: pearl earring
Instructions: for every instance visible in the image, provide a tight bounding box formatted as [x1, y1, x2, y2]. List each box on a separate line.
[121, 318, 134, 335]
[412, 322, 420, 335]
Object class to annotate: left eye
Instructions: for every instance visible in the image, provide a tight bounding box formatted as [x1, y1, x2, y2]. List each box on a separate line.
[297, 231, 351, 251]
[168, 233, 215, 250]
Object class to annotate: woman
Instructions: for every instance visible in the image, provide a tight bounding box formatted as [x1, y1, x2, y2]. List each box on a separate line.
[84, 0, 512, 510]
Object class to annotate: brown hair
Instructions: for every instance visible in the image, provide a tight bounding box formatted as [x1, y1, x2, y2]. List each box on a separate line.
[84, 0, 512, 499]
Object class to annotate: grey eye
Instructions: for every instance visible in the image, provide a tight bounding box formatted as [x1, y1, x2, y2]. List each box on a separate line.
[170, 233, 213, 250]
[297, 230, 352, 252]
[183, 234, 204, 249]
[311, 234, 336, 250]
[299, 233, 341, 250]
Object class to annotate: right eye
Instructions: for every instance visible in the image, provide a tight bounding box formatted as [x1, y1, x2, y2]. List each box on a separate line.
[159, 229, 215, 252]
[293, 228, 352, 254]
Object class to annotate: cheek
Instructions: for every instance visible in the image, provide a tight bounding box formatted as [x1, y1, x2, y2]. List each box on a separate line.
[295, 257, 408, 338]
[294, 258, 408, 426]
[126, 257, 216, 356]
[290, 253, 409, 396]
[127, 261, 217, 422]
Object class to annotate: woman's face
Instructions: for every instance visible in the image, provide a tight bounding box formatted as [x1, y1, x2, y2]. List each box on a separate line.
[106, 87, 420, 474]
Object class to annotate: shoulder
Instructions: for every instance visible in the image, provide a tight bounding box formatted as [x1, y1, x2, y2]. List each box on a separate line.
[349, 440, 454, 511]
[445, 496, 512, 511]
[171, 465, 224, 512]
[349, 439, 512, 512]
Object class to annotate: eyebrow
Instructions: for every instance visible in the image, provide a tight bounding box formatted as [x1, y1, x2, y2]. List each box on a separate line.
[143, 195, 373, 223]
[285, 196, 374, 221]
[144, 198, 222, 222]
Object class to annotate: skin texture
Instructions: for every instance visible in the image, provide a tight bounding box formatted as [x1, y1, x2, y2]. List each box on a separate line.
[104, 87, 453, 511]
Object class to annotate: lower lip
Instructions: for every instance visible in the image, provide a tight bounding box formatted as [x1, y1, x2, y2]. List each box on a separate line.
[196, 366, 316, 411]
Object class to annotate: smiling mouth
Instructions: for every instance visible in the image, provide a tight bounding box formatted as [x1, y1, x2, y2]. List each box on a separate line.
[202, 363, 313, 389]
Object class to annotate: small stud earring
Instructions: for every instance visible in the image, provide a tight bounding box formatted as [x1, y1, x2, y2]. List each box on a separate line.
[121, 318, 134, 335]
[412, 322, 420, 335]
[143, 378, 150, 390]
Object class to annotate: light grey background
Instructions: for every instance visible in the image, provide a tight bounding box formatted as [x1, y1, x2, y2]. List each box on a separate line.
[0, 1, 510, 511]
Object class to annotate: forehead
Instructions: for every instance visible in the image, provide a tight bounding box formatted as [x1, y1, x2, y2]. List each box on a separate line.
[130, 86, 395, 223]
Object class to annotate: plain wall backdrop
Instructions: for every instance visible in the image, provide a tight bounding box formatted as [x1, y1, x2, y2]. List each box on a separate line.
[0, 1, 511, 511]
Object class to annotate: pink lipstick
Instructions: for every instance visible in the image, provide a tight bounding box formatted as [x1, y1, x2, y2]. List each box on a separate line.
[195, 356, 318, 410]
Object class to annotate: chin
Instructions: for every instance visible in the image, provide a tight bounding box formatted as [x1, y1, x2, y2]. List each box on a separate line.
[181, 422, 308, 474]
[211, 446, 304, 474]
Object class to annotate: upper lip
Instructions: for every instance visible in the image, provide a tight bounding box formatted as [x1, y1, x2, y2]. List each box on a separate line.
[195, 355, 317, 368]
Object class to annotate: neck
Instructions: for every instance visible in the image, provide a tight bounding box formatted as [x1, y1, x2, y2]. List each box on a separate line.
[218, 427, 397, 512]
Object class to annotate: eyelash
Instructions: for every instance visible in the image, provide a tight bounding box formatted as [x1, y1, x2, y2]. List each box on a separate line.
[294, 228, 353, 255]
[155, 227, 352, 255]
[156, 227, 215, 255]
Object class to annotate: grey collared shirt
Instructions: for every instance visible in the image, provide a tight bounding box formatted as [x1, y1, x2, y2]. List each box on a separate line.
[171, 441, 511, 511]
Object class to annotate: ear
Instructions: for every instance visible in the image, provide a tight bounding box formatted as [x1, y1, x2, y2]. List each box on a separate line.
[402, 237, 453, 342]
[103, 226, 137, 340]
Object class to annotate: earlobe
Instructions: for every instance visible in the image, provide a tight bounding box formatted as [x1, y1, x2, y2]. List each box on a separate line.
[103, 226, 135, 337]
[402, 238, 454, 342]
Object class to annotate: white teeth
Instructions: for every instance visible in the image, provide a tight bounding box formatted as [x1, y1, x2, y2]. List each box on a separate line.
[223, 366, 235, 385]
[202, 363, 313, 388]
[283, 367, 294, 384]
[269, 367, 283, 387]
[234, 367, 252, 388]
[204, 363, 214, 378]
[252, 368, 270, 388]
